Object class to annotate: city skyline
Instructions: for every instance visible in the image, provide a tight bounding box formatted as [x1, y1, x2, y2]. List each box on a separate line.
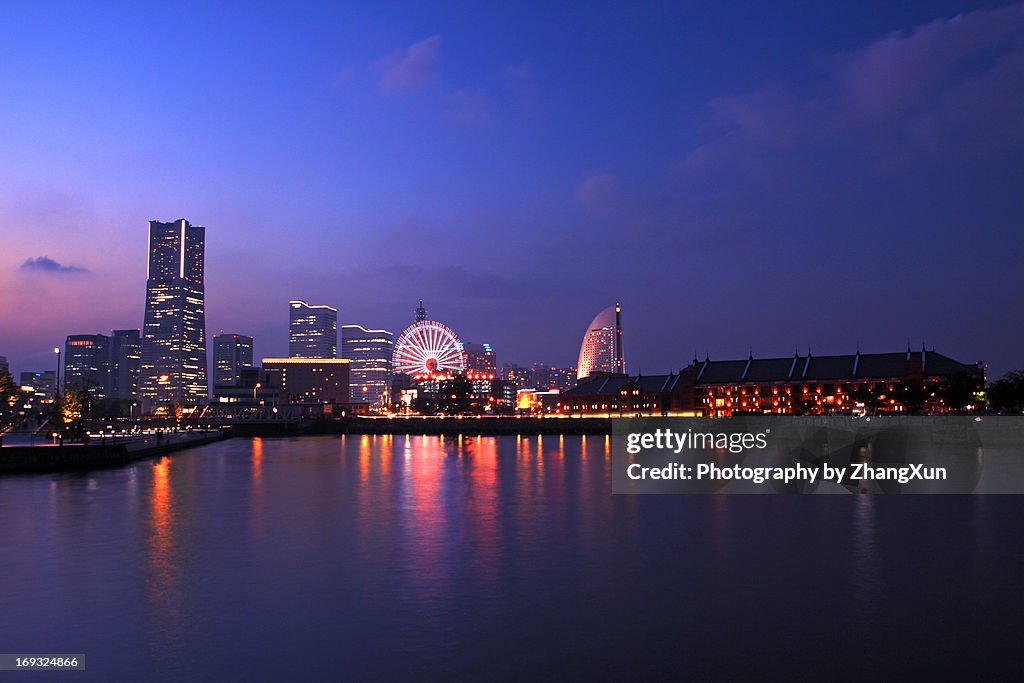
[0, 216, 1011, 385]
[1, 2, 1022, 379]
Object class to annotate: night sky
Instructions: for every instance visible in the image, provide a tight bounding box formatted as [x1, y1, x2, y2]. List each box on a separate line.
[1, 1, 1021, 379]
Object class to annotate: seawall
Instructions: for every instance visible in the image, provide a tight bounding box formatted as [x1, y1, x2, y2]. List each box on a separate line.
[0, 431, 231, 475]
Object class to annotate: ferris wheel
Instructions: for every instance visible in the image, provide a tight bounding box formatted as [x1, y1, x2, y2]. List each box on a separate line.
[392, 320, 465, 377]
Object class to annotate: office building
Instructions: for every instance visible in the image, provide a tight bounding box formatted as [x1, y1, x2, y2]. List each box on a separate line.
[214, 333, 254, 387]
[19, 371, 57, 403]
[463, 342, 497, 377]
[213, 366, 279, 405]
[341, 324, 392, 404]
[262, 357, 350, 404]
[65, 334, 110, 400]
[289, 300, 337, 358]
[109, 329, 141, 401]
[140, 219, 209, 410]
[469, 377, 516, 414]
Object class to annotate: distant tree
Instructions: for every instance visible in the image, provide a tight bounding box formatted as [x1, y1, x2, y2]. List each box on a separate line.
[939, 372, 981, 413]
[411, 393, 439, 416]
[989, 370, 1024, 414]
[897, 378, 928, 415]
[492, 395, 515, 416]
[438, 375, 476, 416]
[62, 389, 85, 424]
[92, 399, 133, 419]
[0, 372, 24, 423]
[61, 388, 92, 439]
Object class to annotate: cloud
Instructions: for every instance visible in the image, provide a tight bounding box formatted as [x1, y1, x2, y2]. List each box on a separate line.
[334, 65, 356, 87]
[836, 6, 1024, 122]
[442, 87, 495, 126]
[501, 60, 541, 112]
[368, 40, 541, 128]
[373, 35, 442, 94]
[576, 172, 622, 213]
[19, 256, 87, 273]
[684, 4, 1024, 173]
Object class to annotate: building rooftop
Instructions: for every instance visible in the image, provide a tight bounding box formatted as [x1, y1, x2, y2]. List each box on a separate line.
[564, 349, 981, 395]
[564, 372, 681, 397]
[691, 349, 981, 385]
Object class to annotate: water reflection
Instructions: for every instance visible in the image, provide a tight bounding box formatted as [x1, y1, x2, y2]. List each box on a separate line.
[397, 434, 447, 611]
[851, 493, 880, 618]
[146, 457, 185, 668]
[464, 437, 500, 597]
[250, 437, 264, 536]
[1, 437, 1022, 679]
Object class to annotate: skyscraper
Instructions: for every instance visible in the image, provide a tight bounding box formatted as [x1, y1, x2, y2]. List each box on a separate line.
[576, 303, 625, 380]
[64, 333, 110, 400]
[341, 324, 393, 404]
[109, 329, 141, 401]
[289, 300, 337, 358]
[140, 219, 209, 410]
[463, 342, 497, 376]
[214, 333, 254, 387]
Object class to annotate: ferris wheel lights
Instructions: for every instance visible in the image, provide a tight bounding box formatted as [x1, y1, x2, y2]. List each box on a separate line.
[393, 319, 466, 377]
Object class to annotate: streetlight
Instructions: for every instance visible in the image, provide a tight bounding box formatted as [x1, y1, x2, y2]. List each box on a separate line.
[53, 347, 61, 403]
[253, 382, 261, 401]
[53, 346, 62, 443]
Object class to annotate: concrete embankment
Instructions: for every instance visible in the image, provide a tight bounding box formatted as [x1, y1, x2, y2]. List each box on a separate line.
[0, 431, 230, 475]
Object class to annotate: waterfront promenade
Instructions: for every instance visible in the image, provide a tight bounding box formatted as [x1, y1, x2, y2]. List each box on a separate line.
[0, 430, 229, 475]
[0, 417, 612, 475]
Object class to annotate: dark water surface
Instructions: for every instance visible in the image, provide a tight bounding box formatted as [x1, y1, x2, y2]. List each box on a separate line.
[1, 435, 1022, 680]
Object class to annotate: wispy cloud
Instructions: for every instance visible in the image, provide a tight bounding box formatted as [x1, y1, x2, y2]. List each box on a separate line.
[20, 256, 87, 273]
[501, 60, 541, 113]
[368, 39, 542, 127]
[334, 65, 356, 87]
[576, 172, 622, 213]
[373, 35, 442, 94]
[684, 4, 1024, 173]
[442, 87, 495, 126]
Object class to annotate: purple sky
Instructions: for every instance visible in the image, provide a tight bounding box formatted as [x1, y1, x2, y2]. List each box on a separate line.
[1, 1, 1022, 379]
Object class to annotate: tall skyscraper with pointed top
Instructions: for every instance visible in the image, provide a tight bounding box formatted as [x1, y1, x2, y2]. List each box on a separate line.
[140, 219, 208, 411]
